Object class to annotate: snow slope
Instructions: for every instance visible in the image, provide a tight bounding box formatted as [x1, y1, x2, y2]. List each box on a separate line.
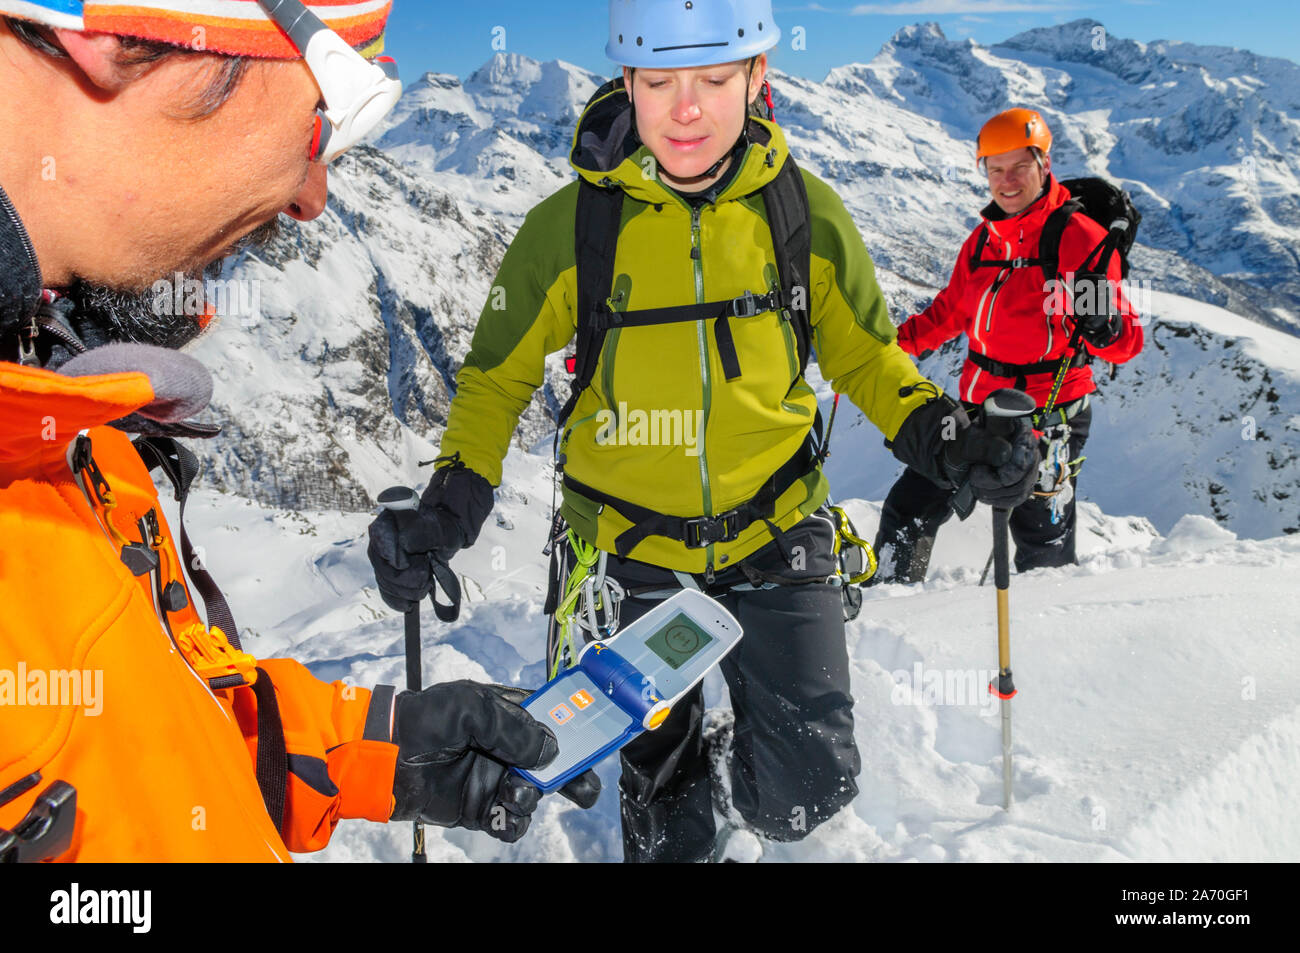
[171, 430, 1300, 864]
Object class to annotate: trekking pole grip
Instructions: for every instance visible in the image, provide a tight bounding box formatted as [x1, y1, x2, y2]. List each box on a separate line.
[980, 389, 1034, 614]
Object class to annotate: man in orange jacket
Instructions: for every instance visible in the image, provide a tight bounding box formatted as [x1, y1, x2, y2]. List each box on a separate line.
[873, 108, 1144, 583]
[0, 1, 596, 862]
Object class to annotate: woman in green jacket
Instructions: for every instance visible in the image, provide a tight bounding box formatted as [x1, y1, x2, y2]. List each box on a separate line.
[369, 0, 1038, 862]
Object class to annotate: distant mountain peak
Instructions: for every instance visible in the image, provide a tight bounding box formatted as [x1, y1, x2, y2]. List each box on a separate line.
[408, 71, 465, 93]
[996, 18, 1160, 85]
[888, 21, 949, 49]
[467, 51, 542, 87]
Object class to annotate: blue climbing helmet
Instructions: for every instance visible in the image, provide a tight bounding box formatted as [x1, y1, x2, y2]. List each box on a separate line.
[607, 0, 780, 68]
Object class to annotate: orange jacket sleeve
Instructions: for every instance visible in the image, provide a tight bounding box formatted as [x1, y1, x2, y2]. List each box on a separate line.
[231, 659, 399, 853]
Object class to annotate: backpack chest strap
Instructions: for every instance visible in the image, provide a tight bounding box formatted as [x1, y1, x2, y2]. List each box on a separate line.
[592, 287, 797, 381]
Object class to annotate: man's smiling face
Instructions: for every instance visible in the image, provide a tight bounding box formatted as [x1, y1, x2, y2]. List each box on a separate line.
[984, 146, 1050, 217]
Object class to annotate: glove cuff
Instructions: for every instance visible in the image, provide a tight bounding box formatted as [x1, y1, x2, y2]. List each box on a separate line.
[890, 393, 970, 489]
[1083, 313, 1123, 348]
[389, 689, 431, 821]
[363, 684, 397, 743]
[421, 454, 496, 553]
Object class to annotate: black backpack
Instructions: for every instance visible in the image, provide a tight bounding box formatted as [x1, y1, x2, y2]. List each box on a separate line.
[969, 176, 1142, 280]
[556, 78, 814, 433]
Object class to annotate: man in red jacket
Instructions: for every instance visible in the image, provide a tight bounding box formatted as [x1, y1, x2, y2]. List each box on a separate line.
[873, 108, 1143, 582]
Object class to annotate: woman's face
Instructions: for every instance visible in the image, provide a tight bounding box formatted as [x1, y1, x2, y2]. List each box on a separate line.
[624, 55, 766, 191]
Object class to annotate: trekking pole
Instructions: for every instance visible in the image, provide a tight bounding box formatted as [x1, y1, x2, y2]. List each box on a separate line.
[377, 486, 429, 864]
[1041, 220, 1129, 420]
[1040, 322, 1087, 423]
[980, 389, 1037, 811]
[820, 392, 841, 461]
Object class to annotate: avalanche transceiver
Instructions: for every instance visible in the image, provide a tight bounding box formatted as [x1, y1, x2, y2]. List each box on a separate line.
[514, 589, 743, 792]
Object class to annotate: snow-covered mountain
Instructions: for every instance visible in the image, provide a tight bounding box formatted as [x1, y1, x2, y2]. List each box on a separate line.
[189, 19, 1300, 541]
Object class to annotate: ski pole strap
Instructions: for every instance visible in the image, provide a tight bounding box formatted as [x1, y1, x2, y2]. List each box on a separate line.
[403, 606, 422, 692]
[562, 438, 817, 558]
[1082, 226, 1125, 276]
[428, 559, 460, 623]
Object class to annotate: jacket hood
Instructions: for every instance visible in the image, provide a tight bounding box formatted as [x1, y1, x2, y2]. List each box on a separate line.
[0, 361, 154, 465]
[569, 78, 791, 205]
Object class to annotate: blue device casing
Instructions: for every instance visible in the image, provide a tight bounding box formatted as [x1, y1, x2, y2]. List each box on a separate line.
[513, 644, 660, 793]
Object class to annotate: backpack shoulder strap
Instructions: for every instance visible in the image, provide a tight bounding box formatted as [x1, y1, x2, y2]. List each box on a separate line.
[761, 155, 812, 375]
[968, 225, 991, 272]
[1038, 199, 1082, 281]
[559, 177, 624, 430]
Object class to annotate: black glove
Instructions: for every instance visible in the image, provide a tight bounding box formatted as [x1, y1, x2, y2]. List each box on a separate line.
[888, 387, 966, 488]
[1071, 274, 1123, 348]
[943, 410, 1039, 509]
[390, 681, 601, 843]
[368, 458, 495, 612]
[890, 391, 1038, 510]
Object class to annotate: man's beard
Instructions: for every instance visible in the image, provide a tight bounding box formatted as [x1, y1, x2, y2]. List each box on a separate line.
[60, 217, 283, 350]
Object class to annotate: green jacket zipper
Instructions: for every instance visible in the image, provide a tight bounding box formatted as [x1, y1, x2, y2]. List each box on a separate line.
[689, 204, 716, 576]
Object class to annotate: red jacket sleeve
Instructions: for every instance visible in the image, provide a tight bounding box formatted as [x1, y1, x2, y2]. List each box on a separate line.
[896, 228, 980, 357]
[233, 659, 398, 853]
[1059, 217, 1144, 365]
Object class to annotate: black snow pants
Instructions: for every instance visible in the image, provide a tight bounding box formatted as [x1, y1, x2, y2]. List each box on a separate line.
[873, 399, 1093, 582]
[576, 507, 861, 863]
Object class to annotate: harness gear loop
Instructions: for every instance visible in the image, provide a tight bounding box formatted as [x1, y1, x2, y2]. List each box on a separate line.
[1031, 401, 1088, 524]
[548, 530, 626, 678]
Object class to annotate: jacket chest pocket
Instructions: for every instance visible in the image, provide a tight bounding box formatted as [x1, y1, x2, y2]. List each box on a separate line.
[725, 307, 801, 398]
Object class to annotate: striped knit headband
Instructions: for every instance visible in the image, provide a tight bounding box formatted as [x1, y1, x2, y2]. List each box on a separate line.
[0, 0, 391, 58]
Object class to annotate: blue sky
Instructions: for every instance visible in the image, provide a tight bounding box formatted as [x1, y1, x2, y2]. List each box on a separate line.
[382, 0, 1299, 87]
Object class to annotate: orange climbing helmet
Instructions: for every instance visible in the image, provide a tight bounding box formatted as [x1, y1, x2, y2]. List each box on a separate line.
[976, 108, 1052, 169]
